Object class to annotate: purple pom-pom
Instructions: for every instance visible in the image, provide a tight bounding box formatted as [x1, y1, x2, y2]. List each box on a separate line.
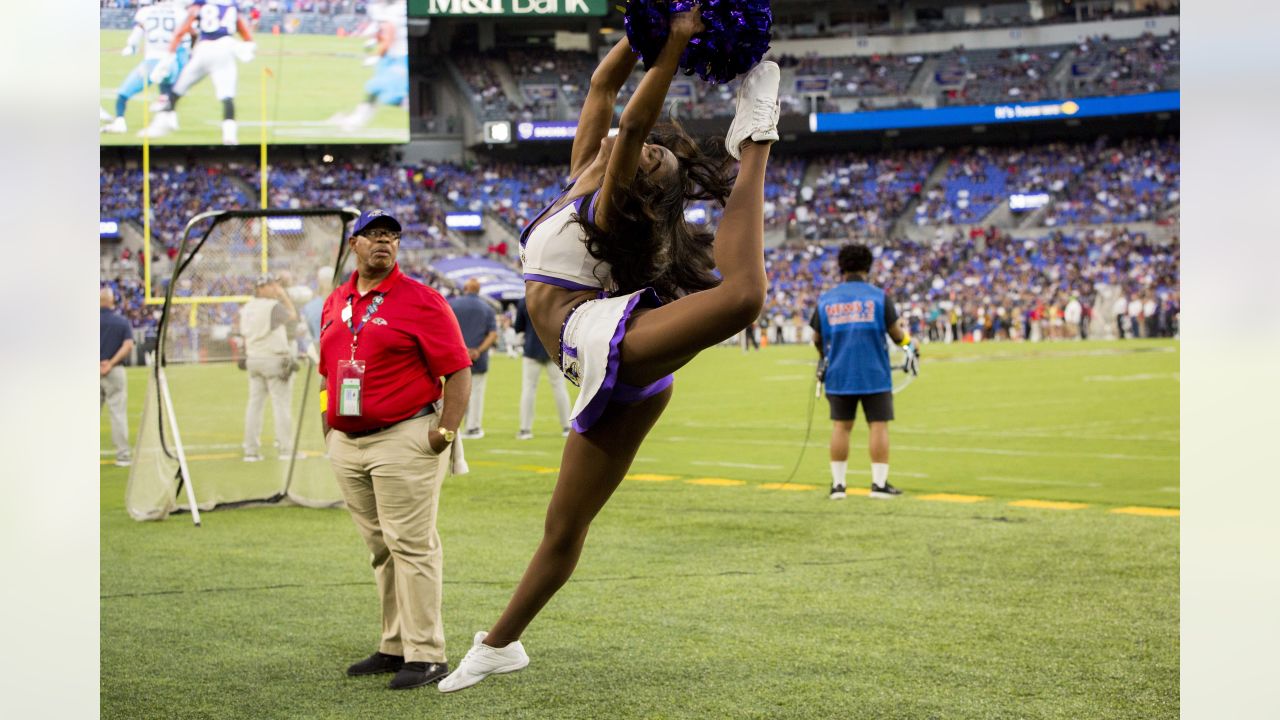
[624, 0, 773, 84]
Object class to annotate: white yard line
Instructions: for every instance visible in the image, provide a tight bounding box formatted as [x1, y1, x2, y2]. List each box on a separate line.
[690, 460, 784, 470]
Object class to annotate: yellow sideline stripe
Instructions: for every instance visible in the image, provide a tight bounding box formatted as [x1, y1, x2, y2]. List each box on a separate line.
[686, 478, 746, 487]
[1110, 506, 1180, 518]
[916, 493, 989, 504]
[1009, 499, 1090, 511]
[626, 473, 680, 482]
[96, 454, 1181, 518]
[514, 465, 559, 474]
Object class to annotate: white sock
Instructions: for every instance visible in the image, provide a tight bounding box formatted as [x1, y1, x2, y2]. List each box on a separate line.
[830, 461, 847, 488]
[871, 463, 889, 488]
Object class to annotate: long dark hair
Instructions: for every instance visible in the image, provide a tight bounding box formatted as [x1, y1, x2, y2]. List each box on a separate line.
[575, 122, 735, 302]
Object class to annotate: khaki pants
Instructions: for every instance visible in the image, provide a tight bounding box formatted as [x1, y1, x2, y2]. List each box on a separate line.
[244, 355, 294, 456]
[327, 414, 451, 663]
[100, 365, 130, 461]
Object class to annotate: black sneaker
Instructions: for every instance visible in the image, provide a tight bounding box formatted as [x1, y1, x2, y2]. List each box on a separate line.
[829, 484, 847, 500]
[346, 651, 404, 676]
[388, 661, 450, 690]
[870, 482, 902, 498]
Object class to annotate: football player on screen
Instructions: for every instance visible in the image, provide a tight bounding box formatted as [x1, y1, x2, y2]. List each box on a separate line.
[331, 0, 409, 132]
[140, 0, 256, 145]
[102, 0, 193, 134]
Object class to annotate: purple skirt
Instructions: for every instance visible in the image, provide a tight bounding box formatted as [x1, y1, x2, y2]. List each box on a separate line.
[559, 288, 674, 433]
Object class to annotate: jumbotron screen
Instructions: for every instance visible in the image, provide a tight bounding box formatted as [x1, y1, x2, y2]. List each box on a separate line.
[99, 0, 410, 145]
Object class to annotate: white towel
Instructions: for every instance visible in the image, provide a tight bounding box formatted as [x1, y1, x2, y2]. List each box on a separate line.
[450, 434, 468, 475]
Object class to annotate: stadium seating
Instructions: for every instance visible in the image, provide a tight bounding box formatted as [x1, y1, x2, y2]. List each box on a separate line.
[934, 45, 1070, 106]
[799, 149, 938, 239]
[444, 29, 1179, 126]
[762, 225, 1179, 341]
[101, 137, 1180, 332]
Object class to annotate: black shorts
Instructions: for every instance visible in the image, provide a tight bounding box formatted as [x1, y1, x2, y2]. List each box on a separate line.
[827, 391, 894, 422]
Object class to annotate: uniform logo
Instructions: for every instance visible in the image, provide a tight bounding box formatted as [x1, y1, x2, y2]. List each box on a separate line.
[371, 317, 389, 326]
[826, 300, 877, 325]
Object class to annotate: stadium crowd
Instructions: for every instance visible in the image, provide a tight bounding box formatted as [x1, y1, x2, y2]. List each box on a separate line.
[452, 30, 1178, 124]
[101, 135, 1180, 341]
[762, 224, 1178, 344]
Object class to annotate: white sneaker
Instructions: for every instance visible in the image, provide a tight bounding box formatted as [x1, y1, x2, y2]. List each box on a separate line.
[561, 427, 571, 438]
[101, 117, 128, 134]
[516, 430, 534, 440]
[437, 631, 529, 693]
[137, 111, 177, 138]
[221, 119, 238, 146]
[461, 428, 485, 440]
[724, 61, 780, 160]
[339, 102, 376, 132]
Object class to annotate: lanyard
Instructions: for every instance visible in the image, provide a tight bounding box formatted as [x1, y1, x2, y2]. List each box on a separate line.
[344, 292, 385, 359]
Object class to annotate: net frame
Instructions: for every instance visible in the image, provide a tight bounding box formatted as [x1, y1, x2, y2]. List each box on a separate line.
[127, 207, 359, 525]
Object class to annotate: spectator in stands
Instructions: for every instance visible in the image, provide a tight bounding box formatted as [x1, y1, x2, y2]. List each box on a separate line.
[100, 287, 135, 467]
[448, 279, 498, 439]
[239, 275, 300, 461]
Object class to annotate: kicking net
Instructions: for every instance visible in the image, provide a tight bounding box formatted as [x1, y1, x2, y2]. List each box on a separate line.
[126, 208, 359, 522]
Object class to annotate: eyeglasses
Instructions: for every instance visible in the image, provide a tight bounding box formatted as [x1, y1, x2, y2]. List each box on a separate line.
[359, 229, 400, 241]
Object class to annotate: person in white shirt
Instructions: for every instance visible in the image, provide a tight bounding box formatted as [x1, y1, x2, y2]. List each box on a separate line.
[1127, 295, 1144, 338]
[239, 275, 299, 461]
[1142, 293, 1158, 339]
[1063, 295, 1083, 340]
[1112, 294, 1129, 339]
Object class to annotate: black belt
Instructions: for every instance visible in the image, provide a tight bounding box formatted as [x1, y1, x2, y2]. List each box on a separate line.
[344, 405, 435, 439]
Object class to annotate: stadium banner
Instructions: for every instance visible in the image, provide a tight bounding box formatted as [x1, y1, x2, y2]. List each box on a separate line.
[410, 0, 610, 16]
[445, 212, 485, 231]
[100, 2, 411, 145]
[810, 91, 1180, 133]
[516, 120, 581, 141]
[101, 219, 122, 240]
[794, 76, 831, 94]
[431, 256, 526, 301]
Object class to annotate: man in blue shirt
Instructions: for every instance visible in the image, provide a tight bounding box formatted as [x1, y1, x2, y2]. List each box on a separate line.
[810, 244, 917, 499]
[301, 265, 333, 362]
[100, 288, 135, 466]
[448, 279, 498, 439]
[513, 297, 571, 440]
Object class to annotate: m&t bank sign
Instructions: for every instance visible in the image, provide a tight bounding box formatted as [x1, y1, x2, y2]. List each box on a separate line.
[412, 0, 609, 15]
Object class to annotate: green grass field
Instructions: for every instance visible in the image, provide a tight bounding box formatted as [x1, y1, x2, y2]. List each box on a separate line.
[99, 30, 409, 146]
[101, 339, 1179, 719]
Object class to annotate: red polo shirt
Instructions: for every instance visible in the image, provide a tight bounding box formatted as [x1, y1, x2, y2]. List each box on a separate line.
[319, 265, 471, 433]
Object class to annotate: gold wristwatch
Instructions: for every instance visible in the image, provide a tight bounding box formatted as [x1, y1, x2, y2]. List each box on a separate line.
[437, 427, 457, 444]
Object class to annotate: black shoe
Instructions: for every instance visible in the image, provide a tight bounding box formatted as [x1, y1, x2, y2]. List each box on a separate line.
[870, 482, 902, 498]
[346, 651, 404, 676]
[828, 484, 847, 500]
[388, 661, 450, 690]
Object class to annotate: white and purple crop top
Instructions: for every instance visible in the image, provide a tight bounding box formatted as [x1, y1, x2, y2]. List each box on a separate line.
[519, 179, 611, 292]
